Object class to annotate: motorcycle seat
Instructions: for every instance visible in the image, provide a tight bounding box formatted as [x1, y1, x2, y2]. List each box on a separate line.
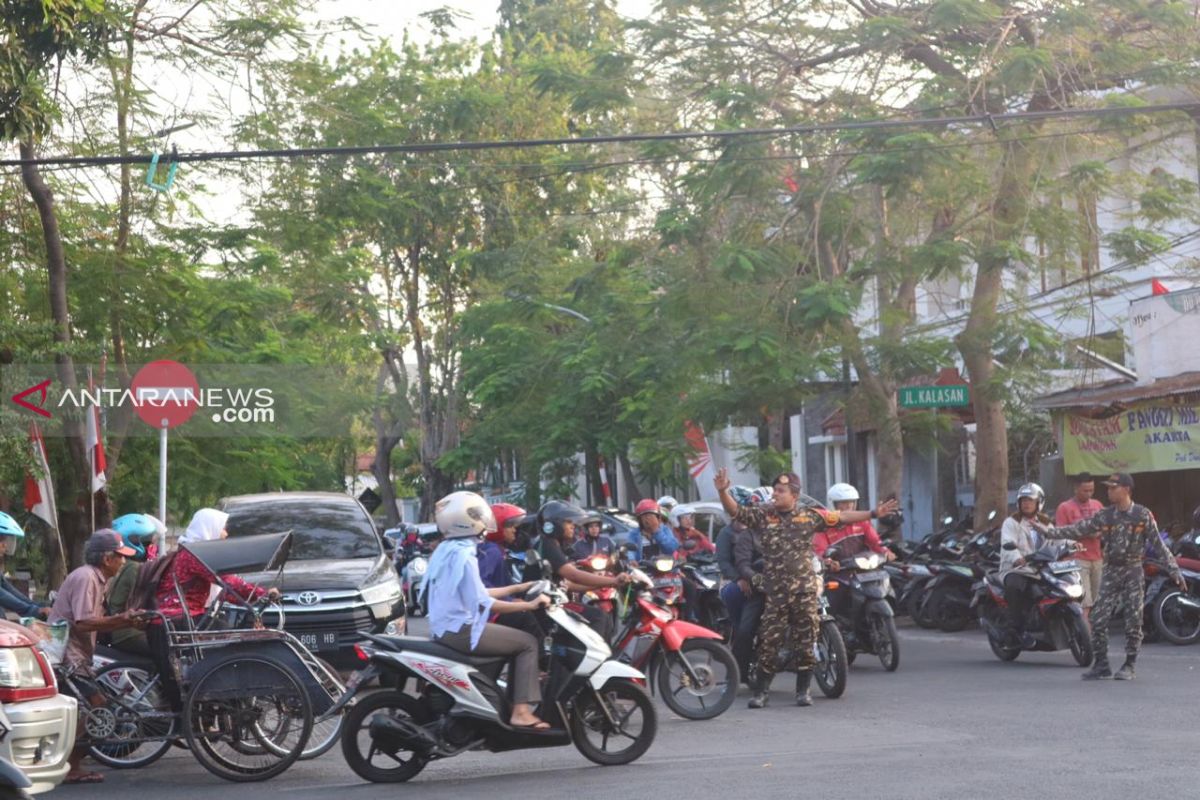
[93, 644, 157, 671]
[363, 635, 508, 668]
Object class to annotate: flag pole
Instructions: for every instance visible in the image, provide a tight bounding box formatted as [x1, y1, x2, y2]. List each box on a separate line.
[87, 366, 95, 533]
[158, 420, 168, 546]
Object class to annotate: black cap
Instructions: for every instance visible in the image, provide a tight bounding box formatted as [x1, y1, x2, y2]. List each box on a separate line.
[1103, 473, 1134, 489]
[85, 529, 137, 559]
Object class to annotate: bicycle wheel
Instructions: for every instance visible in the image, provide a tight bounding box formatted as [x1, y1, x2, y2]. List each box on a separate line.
[184, 655, 312, 782]
[87, 662, 176, 769]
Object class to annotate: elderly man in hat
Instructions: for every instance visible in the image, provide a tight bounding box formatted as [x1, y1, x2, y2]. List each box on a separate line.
[1049, 473, 1185, 681]
[716, 468, 897, 708]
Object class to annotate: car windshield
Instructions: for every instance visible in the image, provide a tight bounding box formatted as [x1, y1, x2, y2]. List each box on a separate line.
[223, 499, 381, 560]
[607, 512, 638, 529]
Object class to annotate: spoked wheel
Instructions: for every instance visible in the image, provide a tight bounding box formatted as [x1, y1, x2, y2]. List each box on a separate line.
[813, 620, 847, 699]
[184, 655, 312, 782]
[571, 679, 657, 766]
[88, 662, 177, 769]
[340, 691, 430, 783]
[1154, 590, 1200, 645]
[1066, 612, 1094, 666]
[869, 615, 901, 672]
[656, 640, 737, 720]
[299, 658, 344, 759]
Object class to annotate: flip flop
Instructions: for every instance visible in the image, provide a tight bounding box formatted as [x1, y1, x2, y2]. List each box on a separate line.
[65, 772, 105, 784]
[512, 719, 552, 730]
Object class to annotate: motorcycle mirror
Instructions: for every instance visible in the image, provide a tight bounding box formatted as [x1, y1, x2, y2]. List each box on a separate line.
[1002, 542, 1018, 551]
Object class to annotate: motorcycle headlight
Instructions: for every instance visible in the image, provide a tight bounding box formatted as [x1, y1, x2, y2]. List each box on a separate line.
[854, 554, 881, 570]
[654, 558, 675, 573]
[589, 556, 608, 571]
[409, 558, 428, 576]
[1065, 584, 1083, 599]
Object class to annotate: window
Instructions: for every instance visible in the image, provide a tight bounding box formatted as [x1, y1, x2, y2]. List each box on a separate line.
[825, 443, 846, 485]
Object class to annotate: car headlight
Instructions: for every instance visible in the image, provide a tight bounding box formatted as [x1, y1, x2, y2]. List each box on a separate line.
[654, 558, 675, 572]
[409, 558, 428, 576]
[361, 574, 403, 606]
[1065, 584, 1083, 599]
[384, 618, 405, 635]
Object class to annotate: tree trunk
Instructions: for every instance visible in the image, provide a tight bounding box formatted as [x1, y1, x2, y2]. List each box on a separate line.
[19, 140, 84, 582]
[618, 451, 643, 505]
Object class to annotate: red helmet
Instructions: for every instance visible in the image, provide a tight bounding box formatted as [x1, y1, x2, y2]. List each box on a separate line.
[634, 499, 664, 519]
[487, 503, 526, 543]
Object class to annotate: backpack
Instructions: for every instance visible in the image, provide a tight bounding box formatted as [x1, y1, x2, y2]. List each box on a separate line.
[127, 551, 178, 612]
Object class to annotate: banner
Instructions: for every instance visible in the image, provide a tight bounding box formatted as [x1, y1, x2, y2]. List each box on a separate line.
[684, 419, 718, 500]
[1060, 401, 1200, 474]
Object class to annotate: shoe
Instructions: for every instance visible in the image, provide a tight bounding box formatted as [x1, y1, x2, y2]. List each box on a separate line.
[748, 691, 769, 709]
[795, 670, 813, 707]
[1082, 663, 1112, 680]
[1114, 659, 1136, 681]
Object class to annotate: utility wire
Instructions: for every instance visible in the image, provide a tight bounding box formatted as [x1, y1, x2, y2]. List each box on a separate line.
[2, 101, 1196, 170]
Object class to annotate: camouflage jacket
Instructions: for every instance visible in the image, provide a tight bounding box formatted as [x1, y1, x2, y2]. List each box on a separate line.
[1053, 503, 1181, 579]
[732, 504, 839, 594]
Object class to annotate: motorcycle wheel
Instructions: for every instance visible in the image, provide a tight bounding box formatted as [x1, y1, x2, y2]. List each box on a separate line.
[340, 691, 430, 783]
[813, 621, 847, 699]
[909, 586, 938, 629]
[985, 624, 1021, 661]
[656, 640, 737, 720]
[870, 616, 901, 672]
[929, 586, 972, 632]
[1153, 589, 1200, 645]
[1066, 611, 1094, 666]
[571, 679, 657, 766]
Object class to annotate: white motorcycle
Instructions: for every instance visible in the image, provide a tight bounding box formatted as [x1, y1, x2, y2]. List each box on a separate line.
[331, 580, 656, 782]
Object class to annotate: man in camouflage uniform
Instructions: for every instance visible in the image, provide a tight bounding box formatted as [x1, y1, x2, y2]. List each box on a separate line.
[716, 468, 897, 708]
[1049, 473, 1185, 680]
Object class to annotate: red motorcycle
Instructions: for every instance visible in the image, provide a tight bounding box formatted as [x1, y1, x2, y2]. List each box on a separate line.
[611, 562, 738, 720]
[571, 553, 621, 635]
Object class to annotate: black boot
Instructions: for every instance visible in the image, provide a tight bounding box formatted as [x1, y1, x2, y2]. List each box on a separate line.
[1114, 655, 1136, 681]
[795, 670, 813, 707]
[1082, 657, 1112, 680]
[748, 673, 770, 709]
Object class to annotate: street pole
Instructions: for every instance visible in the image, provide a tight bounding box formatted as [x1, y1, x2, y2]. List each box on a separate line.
[842, 353, 857, 489]
[158, 421, 168, 552]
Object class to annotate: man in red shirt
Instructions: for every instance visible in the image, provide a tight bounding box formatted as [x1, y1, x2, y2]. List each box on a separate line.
[814, 484, 896, 569]
[1055, 475, 1105, 626]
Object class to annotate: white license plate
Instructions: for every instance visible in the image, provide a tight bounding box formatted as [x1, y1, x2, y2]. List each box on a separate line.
[298, 631, 340, 651]
[857, 570, 889, 582]
[1050, 560, 1079, 573]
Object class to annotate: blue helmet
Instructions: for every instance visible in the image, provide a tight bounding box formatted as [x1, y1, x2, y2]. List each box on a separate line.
[112, 514, 165, 560]
[0, 512, 25, 538]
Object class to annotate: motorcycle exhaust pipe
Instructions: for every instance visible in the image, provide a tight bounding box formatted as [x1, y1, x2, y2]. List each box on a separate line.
[369, 714, 438, 753]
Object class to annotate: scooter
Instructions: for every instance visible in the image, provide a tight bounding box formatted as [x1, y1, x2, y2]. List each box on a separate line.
[679, 548, 731, 641]
[400, 553, 429, 617]
[973, 541, 1092, 665]
[332, 581, 655, 782]
[824, 547, 900, 671]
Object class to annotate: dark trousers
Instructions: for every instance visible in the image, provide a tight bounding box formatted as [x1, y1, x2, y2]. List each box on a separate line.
[731, 591, 765, 679]
[434, 623, 541, 705]
[720, 582, 745, 631]
[1004, 573, 1035, 634]
[147, 622, 183, 712]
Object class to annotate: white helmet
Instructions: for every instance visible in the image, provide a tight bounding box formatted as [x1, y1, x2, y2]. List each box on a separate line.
[826, 483, 860, 506]
[434, 491, 496, 539]
[657, 495, 679, 512]
[1016, 483, 1045, 513]
[750, 486, 774, 505]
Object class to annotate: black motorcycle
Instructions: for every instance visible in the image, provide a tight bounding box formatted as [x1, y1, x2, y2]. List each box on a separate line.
[973, 541, 1092, 665]
[679, 547, 732, 640]
[824, 546, 900, 671]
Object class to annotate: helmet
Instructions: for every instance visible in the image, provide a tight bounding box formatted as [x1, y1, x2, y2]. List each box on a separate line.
[826, 483, 860, 506]
[435, 492, 496, 539]
[487, 503, 526, 544]
[112, 513, 166, 560]
[730, 486, 754, 506]
[750, 486, 774, 506]
[1016, 483, 1045, 513]
[536, 500, 588, 540]
[634, 499, 665, 519]
[0, 512, 25, 538]
[657, 496, 679, 512]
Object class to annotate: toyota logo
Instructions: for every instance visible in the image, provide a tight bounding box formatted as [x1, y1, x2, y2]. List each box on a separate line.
[296, 591, 321, 606]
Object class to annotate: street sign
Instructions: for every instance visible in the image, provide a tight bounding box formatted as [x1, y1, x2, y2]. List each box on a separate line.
[899, 384, 970, 409]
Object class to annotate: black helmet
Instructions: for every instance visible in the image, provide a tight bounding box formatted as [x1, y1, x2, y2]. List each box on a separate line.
[537, 500, 588, 540]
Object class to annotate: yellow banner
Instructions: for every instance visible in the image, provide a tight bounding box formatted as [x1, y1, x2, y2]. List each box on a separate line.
[1060, 401, 1200, 474]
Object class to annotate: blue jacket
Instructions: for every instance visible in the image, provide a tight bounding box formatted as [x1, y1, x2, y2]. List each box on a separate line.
[476, 541, 510, 589]
[0, 576, 40, 618]
[626, 525, 679, 562]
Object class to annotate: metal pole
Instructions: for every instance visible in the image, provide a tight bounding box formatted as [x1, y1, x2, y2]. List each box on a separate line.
[158, 422, 168, 551]
[89, 444, 96, 533]
[842, 354, 857, 488]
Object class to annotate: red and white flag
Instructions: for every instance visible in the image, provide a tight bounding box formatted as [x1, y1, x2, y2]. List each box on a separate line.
[85, 367, 107, 493]
[24, 424, 58, 527]
[684, 419, 718, 500]
[597, 456, 613, 505]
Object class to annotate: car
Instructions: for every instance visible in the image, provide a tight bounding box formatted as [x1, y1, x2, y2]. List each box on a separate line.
[0, 621, 76, 793]
[586, 507, 641, 542]
[668, 501, 730, 539]
[220, 492, 406, 669]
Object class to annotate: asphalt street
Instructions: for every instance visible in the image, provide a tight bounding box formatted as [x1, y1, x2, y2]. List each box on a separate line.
[67, 621, 1200, 800]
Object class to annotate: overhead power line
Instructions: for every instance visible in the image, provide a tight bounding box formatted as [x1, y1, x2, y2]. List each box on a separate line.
[2, 101, 1197, 171]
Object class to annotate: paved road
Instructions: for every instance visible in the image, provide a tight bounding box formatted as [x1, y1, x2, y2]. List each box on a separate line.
[68, 623, 1200, 800]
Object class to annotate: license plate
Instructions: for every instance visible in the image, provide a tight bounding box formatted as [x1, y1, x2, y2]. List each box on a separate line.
[298, 631, 340, 651]
[857, 570, 889, 582]
[1050, 560, 1079, 573]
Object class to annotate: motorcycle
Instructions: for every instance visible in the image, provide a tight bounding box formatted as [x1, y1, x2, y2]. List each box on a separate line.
[611, 563, 738, 720]
[973, 541, 1092, 665]
[400, 551, 429, 617]
[919, 511, 1001, 632]
[332, 580, 655, 782]
[573, 553, 622, 636]
[1152, 562, 1200, 645]
[823, 547, 900, 671]
[679, 547, 732, 641]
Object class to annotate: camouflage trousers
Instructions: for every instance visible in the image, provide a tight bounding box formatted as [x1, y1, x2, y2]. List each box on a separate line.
[755, 587, 819, 682]
[1090, 564, 1143, 665]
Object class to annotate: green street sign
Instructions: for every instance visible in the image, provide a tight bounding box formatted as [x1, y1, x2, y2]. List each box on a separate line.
[899, 384, 970, 409]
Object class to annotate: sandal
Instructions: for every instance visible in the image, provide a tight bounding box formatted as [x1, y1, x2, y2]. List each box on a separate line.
[65, 771, 105, 784]
[511, 719, 551, 730]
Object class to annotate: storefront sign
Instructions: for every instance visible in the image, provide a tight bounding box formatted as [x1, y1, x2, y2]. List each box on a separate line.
[1060, 401, 1200, 474]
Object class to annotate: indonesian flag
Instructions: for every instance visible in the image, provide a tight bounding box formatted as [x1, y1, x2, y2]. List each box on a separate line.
[1151, 278, 1171, 296]
[85, 368, 107, 493]
[597, 456, 613, 504]
[24, 424, 58, 527]
[684, 419, 717, 500]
